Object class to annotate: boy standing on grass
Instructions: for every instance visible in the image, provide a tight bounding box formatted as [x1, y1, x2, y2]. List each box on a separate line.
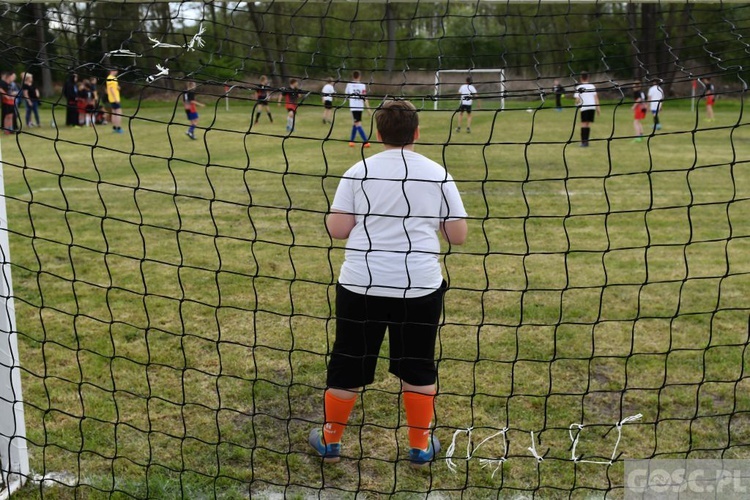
[183, 81, 205, 140]
[703, 77, 716, 122]
[345, 71, 369, 147]
[253, 75, 273, 125]
[574, 71, 600, 147]
[106, 69, 123, 134]
[647, 78, 664, 131]
[632, 82, 647, 142]
[553, 79, 565, 111]
[309, 99, 468, 467]
[1, 71, 16, 133]
[321, 77, 335, 125]
[277, 78, 301, 133]
[455, 76, 478, 133]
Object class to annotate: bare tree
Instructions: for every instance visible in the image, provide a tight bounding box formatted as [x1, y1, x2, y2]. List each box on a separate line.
[33, 3, 54, 98]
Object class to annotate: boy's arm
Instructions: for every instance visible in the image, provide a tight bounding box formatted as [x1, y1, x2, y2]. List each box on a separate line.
[440, 219, 468, 245]
[326, 210, 356, 240]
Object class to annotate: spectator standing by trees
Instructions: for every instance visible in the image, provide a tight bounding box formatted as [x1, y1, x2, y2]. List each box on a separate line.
[553, 79, 564, 111]
[106, 69, 123, 134]
[63, 72, 79, 127]
[1, 71, 16, 133]
[22, 73, 40, 128]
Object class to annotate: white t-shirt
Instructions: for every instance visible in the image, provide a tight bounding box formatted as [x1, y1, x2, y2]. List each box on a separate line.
[331, 149, 468, 298]
[345, 81, 367, 110]
[574, 83, 597, 111]
[647, 84, 664, 112]
[458, 84, 477, 106]
[322, 83, 335, 102]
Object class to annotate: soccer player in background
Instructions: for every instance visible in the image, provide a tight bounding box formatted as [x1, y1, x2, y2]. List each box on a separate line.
[632, 82, 647, 142]
[553, 79, 564, 111]
[703, 76, 715, 122]
[344, 71, 369, 147]
[308, 99, 468, 467]
[106, 69, 123, 134]
[455, 76, 478, 133]
[321, 77, 335, 125]
[254, 75, 273, 125]
[277, 78, 301, 133]
[574, 71, 600, 147]
[183, 81, 205, 140]
[647, 78, 664, 131]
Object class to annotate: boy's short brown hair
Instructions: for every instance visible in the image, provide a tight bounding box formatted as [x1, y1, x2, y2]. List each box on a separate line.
[375, 100, 419, 146]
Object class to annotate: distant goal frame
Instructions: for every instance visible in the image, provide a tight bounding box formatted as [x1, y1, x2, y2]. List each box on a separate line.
[433, 69, 506, 111]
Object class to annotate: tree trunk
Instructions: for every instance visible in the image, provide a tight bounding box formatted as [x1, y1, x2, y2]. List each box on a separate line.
[627, 3, 641, 80]
[640, 4, 658, 79]
[33, 3, 53, 98]
[248, 2, 283, 86]
[384, 3, 397, 73]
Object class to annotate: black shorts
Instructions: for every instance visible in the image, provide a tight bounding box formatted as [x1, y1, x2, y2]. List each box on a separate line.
[580, 109, 596, 123]
[459, 104, 472, 114]
[324, 100, 333, 109]
[351, 110, 363, 123]
[327, 282, 447, 389]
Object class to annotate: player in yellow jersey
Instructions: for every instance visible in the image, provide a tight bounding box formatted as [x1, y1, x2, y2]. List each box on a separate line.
[106, 69, 123, 134]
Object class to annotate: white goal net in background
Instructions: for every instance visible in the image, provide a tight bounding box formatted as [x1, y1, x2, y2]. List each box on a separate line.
[433, 69, 506, 110]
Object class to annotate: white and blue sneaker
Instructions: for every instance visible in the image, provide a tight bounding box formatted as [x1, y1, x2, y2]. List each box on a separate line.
[409, 435, 441, 468]
[308, 428, 341, 463]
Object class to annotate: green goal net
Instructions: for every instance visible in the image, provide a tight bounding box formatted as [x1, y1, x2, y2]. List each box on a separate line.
[1, 1, 750, 498]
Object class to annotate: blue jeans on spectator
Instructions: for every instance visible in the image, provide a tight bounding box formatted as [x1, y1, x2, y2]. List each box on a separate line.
[25, 100, 40, 127]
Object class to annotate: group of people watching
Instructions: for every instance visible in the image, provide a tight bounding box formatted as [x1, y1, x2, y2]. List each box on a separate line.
[62, 73, 108, 127]
[0, 69, 123, 133]
[0, 71, 41, 133]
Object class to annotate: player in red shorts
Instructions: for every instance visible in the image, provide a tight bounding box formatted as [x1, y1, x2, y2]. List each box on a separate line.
[703, 77, 716, 122]
[632, 82, 647, 142]
[183, 80, 205, 140]
[277, 78, 301, 133]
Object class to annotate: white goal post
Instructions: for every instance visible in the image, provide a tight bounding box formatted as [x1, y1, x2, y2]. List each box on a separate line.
[433, 69, 506, 111]
[0, 142, 28, 500]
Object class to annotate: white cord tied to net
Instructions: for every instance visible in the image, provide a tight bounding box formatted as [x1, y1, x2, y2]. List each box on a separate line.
[569, 413, 643, 465]
[445, 426, 509, 477]
[146, 64, 169, 83]
[149, 23, 206, 52]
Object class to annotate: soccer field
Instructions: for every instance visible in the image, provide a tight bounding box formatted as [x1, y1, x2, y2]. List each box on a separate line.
[2, 95, 750, 498]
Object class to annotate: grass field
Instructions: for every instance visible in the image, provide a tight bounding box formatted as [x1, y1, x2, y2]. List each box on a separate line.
[2, 93, 750, 499]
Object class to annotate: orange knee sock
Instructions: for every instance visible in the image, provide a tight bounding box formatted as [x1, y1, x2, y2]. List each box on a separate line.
[323, 391, 357, 444]
[403, 391, 435, 451]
